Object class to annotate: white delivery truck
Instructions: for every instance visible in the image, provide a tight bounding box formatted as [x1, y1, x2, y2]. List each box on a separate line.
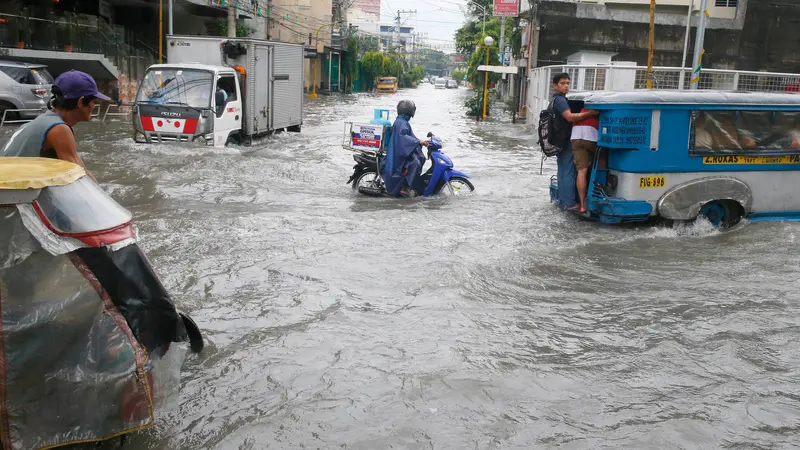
[132, 35, 304, 147]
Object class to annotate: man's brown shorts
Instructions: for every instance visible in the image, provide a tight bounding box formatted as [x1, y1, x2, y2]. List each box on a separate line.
[572, 139, 597, 170]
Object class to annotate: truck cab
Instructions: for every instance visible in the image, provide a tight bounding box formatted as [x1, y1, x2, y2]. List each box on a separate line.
[132, 63, 244, 146]
[133, 36, 305, 148]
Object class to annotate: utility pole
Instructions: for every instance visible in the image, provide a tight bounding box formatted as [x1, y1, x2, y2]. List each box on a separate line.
[690, 0, 709, 90]
[395, 9, 416, 53]
[646, 0, 656, 89]
[498, 15, 506, 99]
[227, 0, 236, 38]
[266, 0, 272, 40]
[499, 16, 506, 66]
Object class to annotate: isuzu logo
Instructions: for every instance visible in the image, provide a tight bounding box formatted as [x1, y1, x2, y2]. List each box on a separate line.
[161, 112, 181, 117]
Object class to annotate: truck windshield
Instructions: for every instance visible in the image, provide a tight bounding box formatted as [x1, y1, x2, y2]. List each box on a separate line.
[379, 78, 395, 84]
[136, 69, 213, 109]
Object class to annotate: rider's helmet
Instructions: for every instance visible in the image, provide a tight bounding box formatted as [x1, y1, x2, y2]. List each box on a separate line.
[397, 100, 416, 118]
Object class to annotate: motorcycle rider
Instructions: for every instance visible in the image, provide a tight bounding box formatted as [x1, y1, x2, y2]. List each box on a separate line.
[381, 100, 429, 197]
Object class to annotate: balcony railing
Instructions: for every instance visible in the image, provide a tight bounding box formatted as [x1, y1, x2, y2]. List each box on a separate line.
[527, 64, 800, 123]
[0, 11, 158, 80]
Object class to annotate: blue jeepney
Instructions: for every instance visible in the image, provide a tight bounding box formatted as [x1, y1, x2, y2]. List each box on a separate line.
[550, 91, 800, 227]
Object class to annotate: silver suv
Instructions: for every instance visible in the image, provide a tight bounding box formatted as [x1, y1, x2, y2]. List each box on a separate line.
[0, 61, 53, 121]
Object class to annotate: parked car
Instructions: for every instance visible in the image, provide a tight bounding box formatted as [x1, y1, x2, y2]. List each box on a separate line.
[434, 78, 446, 89]
[446, 79, 458, 89]
[0, 60, 53, 121]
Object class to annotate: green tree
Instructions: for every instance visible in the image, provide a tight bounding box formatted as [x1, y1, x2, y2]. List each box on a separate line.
[380, 54, 403, 78]
[401, 65, 425, 88]
[465, 88, 494, 117]
[355, 34, 379, 56]
[464, 44, 500, 118]
[341, 37, 359, 93]
[467, 45, 500, 86]
[209, 19, 254, 38]
[451, 69, 467, 83]
[418, 49, 448, 76]
[455, 21, 482, 56]
[464, 0, 492, 18]
[454, 15, 517, 59]
[361, 51, 384, 91]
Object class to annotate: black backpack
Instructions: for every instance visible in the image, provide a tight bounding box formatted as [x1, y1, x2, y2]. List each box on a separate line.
[537, 97, 570, 158]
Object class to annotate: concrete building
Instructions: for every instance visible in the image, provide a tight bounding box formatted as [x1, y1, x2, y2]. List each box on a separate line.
[527, 0, 746, 70]
[347, 0, 381, 40]
[378, 25, 414, 54]
[349, 0, 380, 22]
[0, 0, 266, 102]
[516, 0, 800, 123]
[0, 0, 349, 98]
[577, 0, 740, 20]
[269, 0, 335, 92]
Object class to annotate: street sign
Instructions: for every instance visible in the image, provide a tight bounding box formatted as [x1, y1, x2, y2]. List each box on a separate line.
[493, 0, 519, 17]
[478, 65, 519, 74]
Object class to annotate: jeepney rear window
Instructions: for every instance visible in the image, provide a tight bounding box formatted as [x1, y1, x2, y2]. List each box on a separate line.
[36, 178, 132, 234]
[690, 110, 800, 154]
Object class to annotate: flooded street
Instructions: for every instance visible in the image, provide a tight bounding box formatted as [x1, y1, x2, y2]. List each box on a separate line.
[6, 85, 800, 449]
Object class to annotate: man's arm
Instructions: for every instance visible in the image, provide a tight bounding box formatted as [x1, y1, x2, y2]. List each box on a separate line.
[45, 125, 97, 182]
[562, 109, 598, 123]
[555, 97, 598, 123]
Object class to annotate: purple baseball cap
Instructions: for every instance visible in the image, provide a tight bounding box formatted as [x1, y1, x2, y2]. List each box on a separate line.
[53, 70, 110, 101]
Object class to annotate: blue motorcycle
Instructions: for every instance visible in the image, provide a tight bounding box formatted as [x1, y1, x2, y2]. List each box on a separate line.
[348, 132, 475, 197]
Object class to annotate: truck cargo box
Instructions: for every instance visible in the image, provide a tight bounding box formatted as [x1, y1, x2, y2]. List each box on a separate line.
[165, 35, 303, 137]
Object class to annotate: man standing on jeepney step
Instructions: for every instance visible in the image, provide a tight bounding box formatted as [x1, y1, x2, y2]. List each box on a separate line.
[0, 70, 109, 182]
[551, 73, 599, 210]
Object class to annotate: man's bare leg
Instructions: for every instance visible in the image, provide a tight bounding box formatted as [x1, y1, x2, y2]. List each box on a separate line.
[577, 168, 589, 212]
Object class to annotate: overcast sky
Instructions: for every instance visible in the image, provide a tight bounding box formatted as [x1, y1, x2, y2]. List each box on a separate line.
[378, 0, 479, 52]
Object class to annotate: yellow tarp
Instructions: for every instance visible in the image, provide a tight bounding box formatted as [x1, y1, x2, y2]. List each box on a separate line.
[0, 157, 85, 190]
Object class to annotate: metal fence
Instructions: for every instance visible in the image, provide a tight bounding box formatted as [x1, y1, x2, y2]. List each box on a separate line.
[527, 65, 800, 124]
[0, 104, 128, 127]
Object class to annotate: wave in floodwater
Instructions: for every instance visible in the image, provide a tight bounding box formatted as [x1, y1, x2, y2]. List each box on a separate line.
[2, 87, 800, 449]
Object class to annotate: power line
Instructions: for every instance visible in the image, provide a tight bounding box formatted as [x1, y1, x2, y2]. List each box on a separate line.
[415, 0, 466, 14]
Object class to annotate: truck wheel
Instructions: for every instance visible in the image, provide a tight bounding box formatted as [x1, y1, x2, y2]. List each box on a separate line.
[288, 124, 301, 133]
[225, 135, 240, 146]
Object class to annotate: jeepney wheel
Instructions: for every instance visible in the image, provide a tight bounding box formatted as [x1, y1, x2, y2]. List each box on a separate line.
[700, 200, 743, 228]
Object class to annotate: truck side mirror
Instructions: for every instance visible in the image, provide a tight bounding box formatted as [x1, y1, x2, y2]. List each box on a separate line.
[215, 90, 227, 108]
[215, 90, 227, 116]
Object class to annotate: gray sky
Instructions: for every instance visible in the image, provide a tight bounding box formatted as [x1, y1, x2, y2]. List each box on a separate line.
[378, 0, 478, 53]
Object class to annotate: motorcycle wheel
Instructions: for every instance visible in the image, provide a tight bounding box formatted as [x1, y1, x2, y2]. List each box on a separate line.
[439, 176, 475, 196]
[354, 171, 380, 191]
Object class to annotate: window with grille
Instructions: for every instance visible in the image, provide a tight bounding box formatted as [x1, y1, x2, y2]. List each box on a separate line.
[715, 0, 737, 7]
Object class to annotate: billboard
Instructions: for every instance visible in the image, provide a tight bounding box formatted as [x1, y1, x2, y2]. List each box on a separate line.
[493, 0, 519, 17]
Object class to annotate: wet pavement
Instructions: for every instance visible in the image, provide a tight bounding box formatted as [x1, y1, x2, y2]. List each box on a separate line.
[4, 84, 800, 449]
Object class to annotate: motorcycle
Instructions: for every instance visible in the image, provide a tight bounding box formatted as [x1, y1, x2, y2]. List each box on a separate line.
[347, 132, 475, 197]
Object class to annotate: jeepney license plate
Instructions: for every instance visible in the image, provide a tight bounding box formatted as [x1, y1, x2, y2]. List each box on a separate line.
[639, 176, 666, 188]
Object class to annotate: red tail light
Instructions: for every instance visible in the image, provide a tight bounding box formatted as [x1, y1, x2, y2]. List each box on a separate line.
[32, 88, 48, 98]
